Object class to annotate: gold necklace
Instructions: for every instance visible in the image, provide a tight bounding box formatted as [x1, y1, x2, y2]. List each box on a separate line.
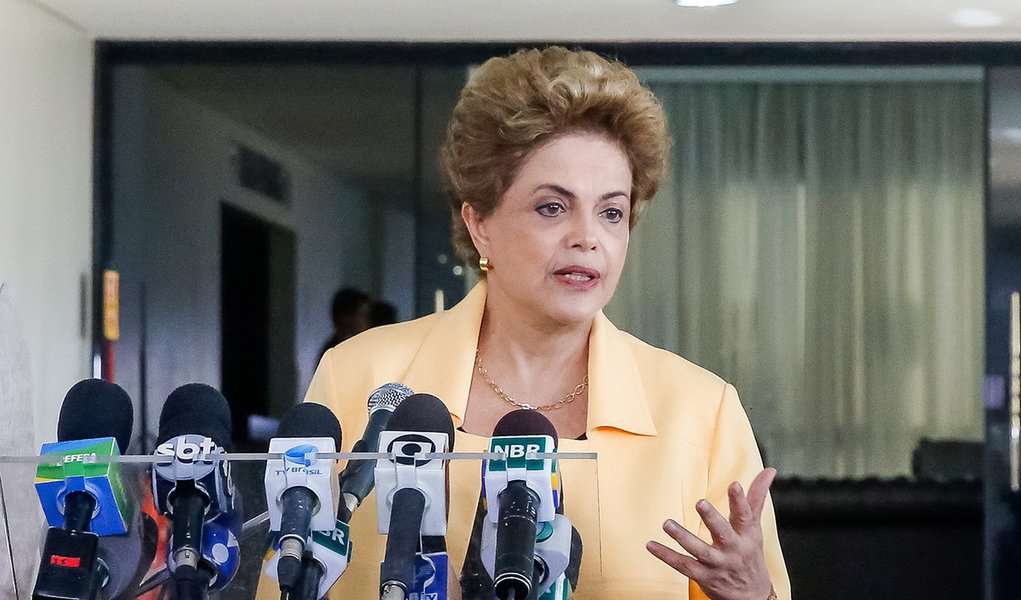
[474, 350, 588, 411]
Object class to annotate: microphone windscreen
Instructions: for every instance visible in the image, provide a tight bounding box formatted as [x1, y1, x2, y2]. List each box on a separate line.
[277, 402, 342, 450]
[385, 393, 455, 450]
[156, 383, 232, 450]
[492, 409, 558, 448]
[57, 378, 133, 451]
[367, 382, 413, 414]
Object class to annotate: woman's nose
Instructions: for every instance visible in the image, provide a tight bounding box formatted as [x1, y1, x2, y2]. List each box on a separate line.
[569, 212, 599, 251]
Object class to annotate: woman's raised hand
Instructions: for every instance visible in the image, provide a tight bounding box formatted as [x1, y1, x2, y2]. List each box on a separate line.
[646, 467, 776, 600]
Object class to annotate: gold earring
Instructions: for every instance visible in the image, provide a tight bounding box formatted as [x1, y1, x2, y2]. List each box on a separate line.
[479, 256, 492, 272]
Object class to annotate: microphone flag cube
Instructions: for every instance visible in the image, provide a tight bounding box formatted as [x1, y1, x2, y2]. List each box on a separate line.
[265, 437, 338, 532]
[151, 433, 235, 520]
[484, 435, 558, 524]
[374, 430, 450, 536]
[34, 437, 132, 535]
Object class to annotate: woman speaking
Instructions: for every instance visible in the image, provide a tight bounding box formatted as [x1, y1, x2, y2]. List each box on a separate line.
[305, 47, 789, 599]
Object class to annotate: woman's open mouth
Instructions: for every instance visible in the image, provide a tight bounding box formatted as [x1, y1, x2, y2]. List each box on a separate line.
[553, 266, 601, 288]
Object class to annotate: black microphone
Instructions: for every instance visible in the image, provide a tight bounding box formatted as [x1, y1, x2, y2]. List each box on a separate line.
[266, 402, 342, 593]
[33, 379, 134, 600]
[486, 411, 559, 600]
[152, 384, 241, 600]
[54, 379, 134, 534]
[337, 382, 412, 522]
[56, 379, 134, 453]
[374, 393, 454, 600]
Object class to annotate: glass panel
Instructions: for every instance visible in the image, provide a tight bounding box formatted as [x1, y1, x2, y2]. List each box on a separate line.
[0, 451, 599, 599]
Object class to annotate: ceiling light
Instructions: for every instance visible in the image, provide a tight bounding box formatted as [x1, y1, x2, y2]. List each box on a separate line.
[676, 0, 738, 7]
[952, 8, 1004, 28]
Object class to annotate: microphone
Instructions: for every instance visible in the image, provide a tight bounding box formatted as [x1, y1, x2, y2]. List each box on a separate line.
[32, 379, 135, 600]
[483, 410, 560, 600]
[263, 518, 353, 600]
[480, 514, 574, 599]
[374, 393, 454, 600]
[35, 379, 134, 534]
[337, 382, 412, 521]
[264, 402, 342, 593]
[163, 516, 242, 592]
[151, 383, 242, 599]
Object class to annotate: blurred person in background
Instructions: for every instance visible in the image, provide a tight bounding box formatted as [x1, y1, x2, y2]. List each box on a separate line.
[317, 287, 372, 363]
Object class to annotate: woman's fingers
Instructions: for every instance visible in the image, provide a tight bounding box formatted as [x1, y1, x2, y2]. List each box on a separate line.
[661, 518, 720, 564]
[696, 498, 736, 546]
[646, 540, 710, 582]
[746, 467, 777, 517]
[727, 481, 755, 535]
[649, 470, 777, 599]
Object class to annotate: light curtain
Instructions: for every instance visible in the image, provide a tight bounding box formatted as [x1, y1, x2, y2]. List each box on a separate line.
[606, 78, 984, 478]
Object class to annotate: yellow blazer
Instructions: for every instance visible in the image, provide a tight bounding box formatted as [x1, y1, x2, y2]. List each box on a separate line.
[274, 282, 790, 599]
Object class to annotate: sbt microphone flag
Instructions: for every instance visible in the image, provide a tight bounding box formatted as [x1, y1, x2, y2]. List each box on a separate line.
[35, 437, 132, 535]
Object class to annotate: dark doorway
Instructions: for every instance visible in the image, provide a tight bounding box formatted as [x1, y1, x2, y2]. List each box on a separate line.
[220, 203, 297, 450]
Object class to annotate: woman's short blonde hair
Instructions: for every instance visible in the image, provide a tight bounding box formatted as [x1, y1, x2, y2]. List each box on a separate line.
[441, 46, 671, 268]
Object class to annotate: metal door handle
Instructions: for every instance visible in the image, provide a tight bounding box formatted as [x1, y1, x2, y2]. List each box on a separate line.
[1010, 292, 1020, 491]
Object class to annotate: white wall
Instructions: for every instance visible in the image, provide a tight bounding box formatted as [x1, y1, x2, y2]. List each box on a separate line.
[111, 68, 373, 444]
[0, 0, 94, 445]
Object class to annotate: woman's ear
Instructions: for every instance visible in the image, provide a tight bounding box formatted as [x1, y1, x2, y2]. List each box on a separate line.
[461, 203, 491, 258]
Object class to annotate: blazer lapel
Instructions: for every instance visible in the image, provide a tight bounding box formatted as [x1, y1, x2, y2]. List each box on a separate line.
[587, 312, 658, 436]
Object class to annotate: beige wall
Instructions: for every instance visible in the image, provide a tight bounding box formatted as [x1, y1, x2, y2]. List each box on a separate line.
[0, 0, 94, 445]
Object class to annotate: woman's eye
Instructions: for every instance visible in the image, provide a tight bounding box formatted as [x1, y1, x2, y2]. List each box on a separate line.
[602, 207, 624, 223]
[536, 203, 566, 217]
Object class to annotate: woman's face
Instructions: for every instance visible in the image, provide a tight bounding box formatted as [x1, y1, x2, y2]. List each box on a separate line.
[464, 132, 632, 328]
